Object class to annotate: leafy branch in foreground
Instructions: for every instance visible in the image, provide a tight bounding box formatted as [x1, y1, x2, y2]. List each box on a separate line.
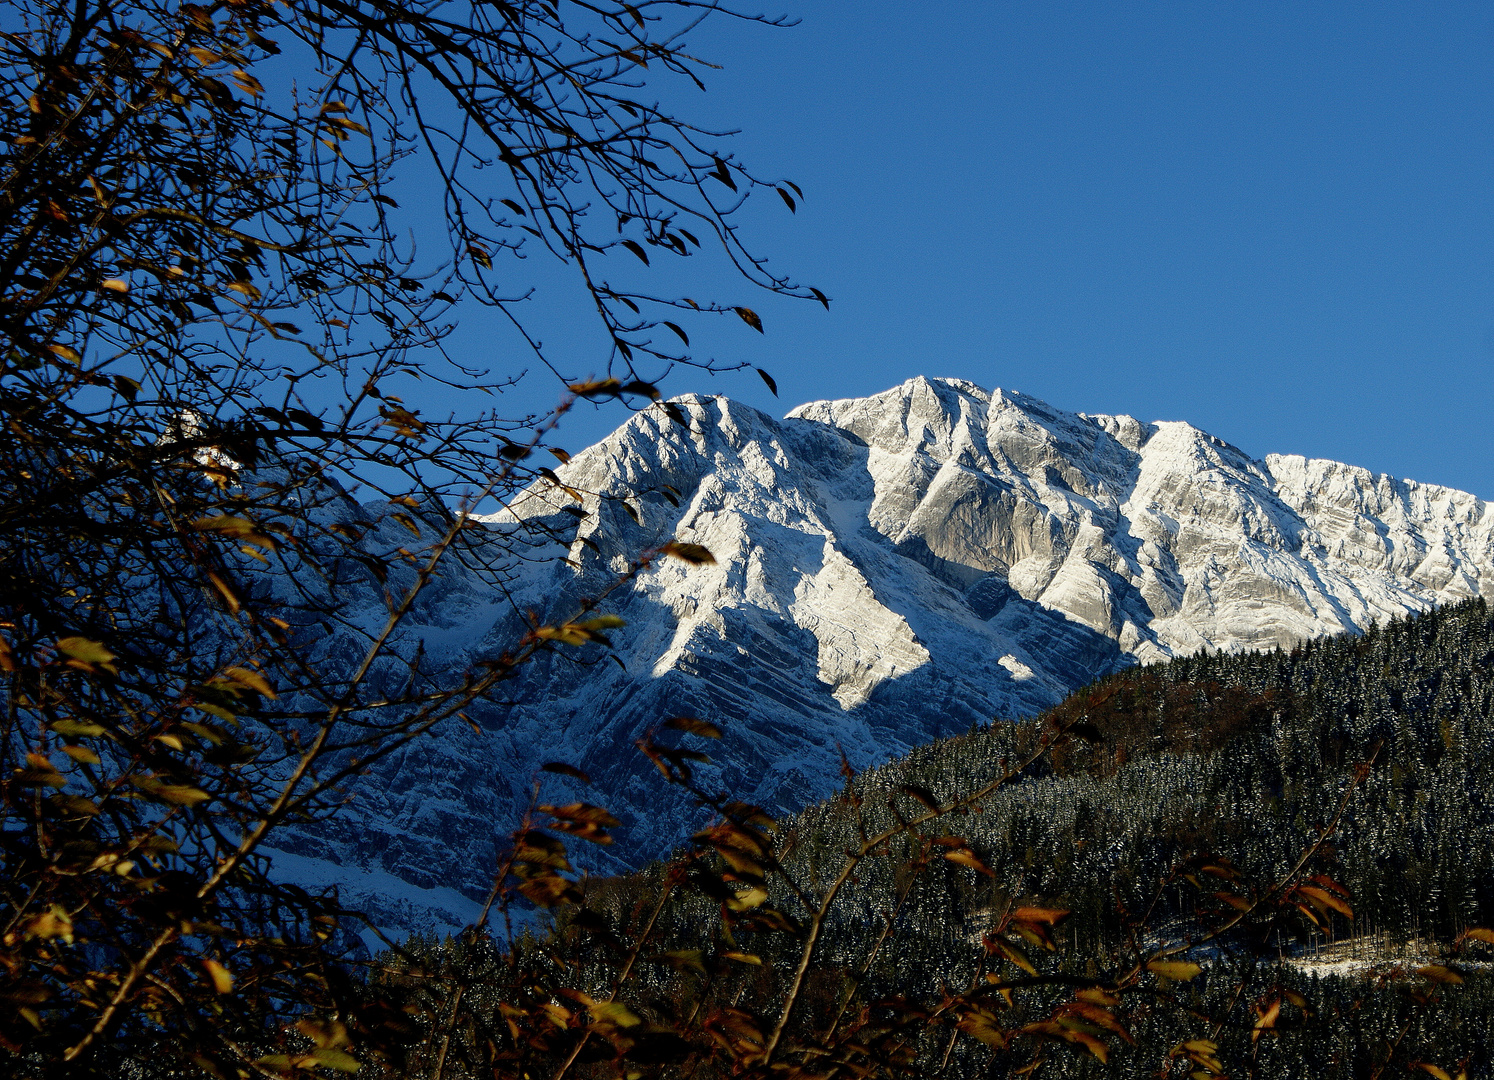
[1, 0, 819, 1075]
[365, 694, 1487, 1080]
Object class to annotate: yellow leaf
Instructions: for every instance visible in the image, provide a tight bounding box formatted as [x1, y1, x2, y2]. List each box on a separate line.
[722, 951, 762, 966]
[101, 278, 129, 293]
[1412, 1065, 1453, 1080]
[1252, 998, 1280, 1042]
[589, 1001, 642, 1027]
[309, 1049, 360, 1073]
[1077, 988, 1120, 1006]
[61, 745, 101, 765]
[224, 666, 276, 698]
[656, 949, 706, 975]
[725, 886, 768, 911]
[539, 802, 620, 826]
[734, 306, 764, 332]
[207, 572, 241, 614]
[1298, 884, 1353, 918]
[49, 719, 106, 738]
[944, 848, 995, 877]
[1418, 965, 1463, 985]
[57, 637, 116, 666]
[957, 1007, 1009, 1048]
[230, 70, 264, 97]
[26, 906, 74, 944]
[1148, 960, 1203, 981]
[1067, 1030, 1108, 1063]
[988, 935, 1036, 975]
[204, 959, 234, 994]
[576, 614, 626, 631]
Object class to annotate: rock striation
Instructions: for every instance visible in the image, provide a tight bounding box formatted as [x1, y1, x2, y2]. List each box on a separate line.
[279, 377, 1494, 939]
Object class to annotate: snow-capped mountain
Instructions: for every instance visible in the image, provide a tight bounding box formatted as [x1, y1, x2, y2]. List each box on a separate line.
[283, 377, 1494, 939]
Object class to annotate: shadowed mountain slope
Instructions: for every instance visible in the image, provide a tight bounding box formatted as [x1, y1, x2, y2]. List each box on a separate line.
[280, 377, 1494, 936]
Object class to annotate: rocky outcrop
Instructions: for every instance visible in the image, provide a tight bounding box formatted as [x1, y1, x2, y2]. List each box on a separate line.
[279, 377, 1494, 940]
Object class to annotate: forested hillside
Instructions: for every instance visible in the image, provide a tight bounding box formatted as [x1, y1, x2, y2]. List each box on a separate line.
[817, 592, 1494, 950]
[380, 599, 1494, 1080]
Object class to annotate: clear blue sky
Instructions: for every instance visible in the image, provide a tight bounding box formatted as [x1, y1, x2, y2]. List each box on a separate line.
[462, 1, 1494, 498]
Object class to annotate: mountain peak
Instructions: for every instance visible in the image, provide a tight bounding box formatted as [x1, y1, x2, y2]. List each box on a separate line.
[290, 379, 1494, 939]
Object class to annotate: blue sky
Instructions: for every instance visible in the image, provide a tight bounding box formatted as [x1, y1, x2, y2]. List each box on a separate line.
[454, 1, 1494, 497]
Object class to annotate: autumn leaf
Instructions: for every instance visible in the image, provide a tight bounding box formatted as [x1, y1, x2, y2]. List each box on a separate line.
[666, 716, 722, 738]
[1147, 960, 1203, 981]
[204, 959, 234, 994]
[733, 306, 763, 332]
[1012, 906, 1070, 925]
[659, 541, 716, 565]
[542, 762, 591, 784]
[1418, 964, 1463, 985]
[944, 847, 995, 877]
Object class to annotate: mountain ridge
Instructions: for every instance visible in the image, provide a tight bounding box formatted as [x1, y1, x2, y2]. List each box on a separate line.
[277, 376, 1494, 940]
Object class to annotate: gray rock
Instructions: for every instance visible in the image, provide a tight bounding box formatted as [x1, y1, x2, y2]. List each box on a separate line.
[279, 377, 1494, 941]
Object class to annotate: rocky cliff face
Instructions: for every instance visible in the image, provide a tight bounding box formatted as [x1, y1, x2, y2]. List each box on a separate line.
[278, 377, 1494, 940]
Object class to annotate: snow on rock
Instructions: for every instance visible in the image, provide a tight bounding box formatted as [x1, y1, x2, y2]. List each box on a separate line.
[283, 377, 1494, 937]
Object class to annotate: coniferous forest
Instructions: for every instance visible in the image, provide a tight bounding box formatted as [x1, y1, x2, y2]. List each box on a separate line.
[369, 599, 1494, 1080]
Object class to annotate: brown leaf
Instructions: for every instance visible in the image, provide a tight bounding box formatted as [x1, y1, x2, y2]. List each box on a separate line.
[900, 784, 939, 809]
[1252, 997, 1280, 1042]
[568, 378, 622, 399]
[665, 716, 722, 738]
[1147, 960, 1203, 981]
[660, 541, 716, 565]
[1418, 965, 1464, 985]
[517, 871, 582, 907]
[1012, 906, 1070, 926]
[542, 762, 591, 784]
[733, 306, 763, 333]
[513, 830, 570, 869]
[944, 848, 995, 877]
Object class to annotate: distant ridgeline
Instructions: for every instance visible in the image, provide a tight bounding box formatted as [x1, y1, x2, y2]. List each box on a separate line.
[385, 600, 1494, 1079]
